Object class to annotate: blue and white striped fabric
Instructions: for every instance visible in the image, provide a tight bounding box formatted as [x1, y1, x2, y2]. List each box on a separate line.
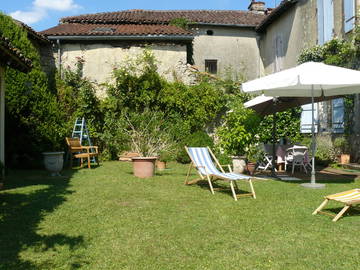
[187, 147, 250, 180]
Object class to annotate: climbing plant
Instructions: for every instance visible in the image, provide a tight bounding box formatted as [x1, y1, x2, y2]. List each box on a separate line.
[298, 34, 360, 135]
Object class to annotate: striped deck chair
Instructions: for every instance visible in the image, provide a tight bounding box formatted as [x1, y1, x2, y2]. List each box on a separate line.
[312, 189, 360, 222]
[185, 147, 256, 201]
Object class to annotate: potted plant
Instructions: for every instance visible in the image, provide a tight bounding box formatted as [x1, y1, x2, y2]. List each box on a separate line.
[124, 110, 174, 178]
[333, 136, 350, 164]
[157, 150, 172, 171]
[216, 103, 261, 174]
[245, 142, 264, 175]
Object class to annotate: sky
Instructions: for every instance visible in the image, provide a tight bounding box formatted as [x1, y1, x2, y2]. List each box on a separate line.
[2, 0, 278, 31]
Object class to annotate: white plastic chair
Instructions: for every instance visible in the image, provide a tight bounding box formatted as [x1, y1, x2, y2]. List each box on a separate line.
[257, 144, 276, 171]
[285, 146, 308, 174]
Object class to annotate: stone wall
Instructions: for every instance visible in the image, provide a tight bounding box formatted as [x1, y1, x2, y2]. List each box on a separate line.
[54, 41, 195, 97]
[192, 25, 263, 80]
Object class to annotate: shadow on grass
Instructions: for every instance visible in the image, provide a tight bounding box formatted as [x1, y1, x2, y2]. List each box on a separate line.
[0, 168, 88, 269]
[189, 179, 252, 199]
[287, 169, 358, 184]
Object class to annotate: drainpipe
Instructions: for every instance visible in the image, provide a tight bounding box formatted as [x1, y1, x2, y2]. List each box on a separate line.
[57, 39, 62, 78]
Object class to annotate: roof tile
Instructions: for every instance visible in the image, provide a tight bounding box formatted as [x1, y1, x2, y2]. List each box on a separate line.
[41, 23, 193, 36]
[60, 10, 266, 26]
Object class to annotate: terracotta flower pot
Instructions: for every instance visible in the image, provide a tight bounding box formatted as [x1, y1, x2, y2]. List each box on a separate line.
[156, 160, 166, 171]
[247, 162, 256, 176]
[340, 154, 350, 164]
[131, 157, 157, 178]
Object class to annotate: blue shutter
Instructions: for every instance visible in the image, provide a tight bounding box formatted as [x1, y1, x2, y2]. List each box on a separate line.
[332, 98, 344, 133]
[300, 103, 319, 133]
[317, 0, 334, 44]
[344, 0, 356, 33]
[317, 0, 325, 45]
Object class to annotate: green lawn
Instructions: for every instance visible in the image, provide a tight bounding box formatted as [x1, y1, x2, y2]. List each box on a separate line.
[1, 161, 360, 270]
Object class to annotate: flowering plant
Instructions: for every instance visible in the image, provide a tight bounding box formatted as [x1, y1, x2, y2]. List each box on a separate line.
[245, 136, 265, 163]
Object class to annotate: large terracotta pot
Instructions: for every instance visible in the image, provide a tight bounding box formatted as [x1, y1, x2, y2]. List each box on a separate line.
[247, 162, 256, 176]
[131, 157, 157, 178]
[42, 151, 64, 176]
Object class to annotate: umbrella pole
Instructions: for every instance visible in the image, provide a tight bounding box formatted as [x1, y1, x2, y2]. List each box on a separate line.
[301, 85, 325, 189]
[310, 86, 316, 184]
[271, 112, 278, 177]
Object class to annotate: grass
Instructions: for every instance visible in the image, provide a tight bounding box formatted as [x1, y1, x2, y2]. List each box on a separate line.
[1, 161, 360, 269]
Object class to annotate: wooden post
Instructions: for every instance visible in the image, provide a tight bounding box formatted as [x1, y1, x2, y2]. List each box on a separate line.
[0, 66, 5, 177]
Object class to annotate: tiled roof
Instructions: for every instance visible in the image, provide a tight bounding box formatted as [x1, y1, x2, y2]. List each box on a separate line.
[0, 36, 32, 72]
[14, 20, 50, 43]
[41, 23, 193, 37]
[60, 10, 266, 27]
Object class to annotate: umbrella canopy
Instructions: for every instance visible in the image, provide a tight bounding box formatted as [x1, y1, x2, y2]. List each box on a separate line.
[242, 62, 360, 97]
[244, 94, 340, 116]
[241, 62, 360, 188]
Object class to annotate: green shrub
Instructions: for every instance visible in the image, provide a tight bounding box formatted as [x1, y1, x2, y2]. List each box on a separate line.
[257, 108, 302, 144]
[333, 136, 350, 155]
[216, 98, 261, 156]
[315, 135, 337, 165]
[176, 131, 214, 163]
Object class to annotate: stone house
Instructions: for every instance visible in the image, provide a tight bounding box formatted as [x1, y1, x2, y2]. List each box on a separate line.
[39, 1, 360, 139]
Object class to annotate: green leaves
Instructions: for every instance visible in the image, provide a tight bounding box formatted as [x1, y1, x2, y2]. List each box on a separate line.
[217, 100, 261, 156]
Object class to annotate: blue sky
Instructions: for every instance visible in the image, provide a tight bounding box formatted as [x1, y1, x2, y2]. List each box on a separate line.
[2, 0, 278, 31]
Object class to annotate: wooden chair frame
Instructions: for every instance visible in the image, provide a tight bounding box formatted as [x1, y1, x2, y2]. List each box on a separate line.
[65, 137, 99, 169]
[185, 146, 256, 201]
[312, 189, 360, 222]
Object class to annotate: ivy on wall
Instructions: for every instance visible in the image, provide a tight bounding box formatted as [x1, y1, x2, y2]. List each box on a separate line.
[298, 36, 360, 135]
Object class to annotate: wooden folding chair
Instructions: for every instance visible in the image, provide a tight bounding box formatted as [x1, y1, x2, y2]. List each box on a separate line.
[185, 146, 256, 201]
[312, 189, 360, 222]
[65, 137, 99, 169]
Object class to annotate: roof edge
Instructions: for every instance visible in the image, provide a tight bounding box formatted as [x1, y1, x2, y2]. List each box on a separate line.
[256, 0, 298, 32]
[46, 35, 194, 41]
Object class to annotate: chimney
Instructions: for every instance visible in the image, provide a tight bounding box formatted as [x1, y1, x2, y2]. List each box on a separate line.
[248, 1, 266, 14]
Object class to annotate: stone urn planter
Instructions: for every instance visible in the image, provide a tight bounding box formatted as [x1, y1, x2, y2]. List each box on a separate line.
[42, 151, 64, 176]
[232, 156, 246, 174]
[132, 157, 157, 178]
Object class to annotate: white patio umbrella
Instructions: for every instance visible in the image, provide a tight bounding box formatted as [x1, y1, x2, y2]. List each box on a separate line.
[242, 62, 360, 188]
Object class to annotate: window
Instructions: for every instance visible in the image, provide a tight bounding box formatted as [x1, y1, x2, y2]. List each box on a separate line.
[332, 98, 344, 133]
[300, 103, 319, 133]
[205, 60, 217, 74]
[344, 0, 356, 33]
[317, 0, 334, 45]
[206, 30, 214, 35]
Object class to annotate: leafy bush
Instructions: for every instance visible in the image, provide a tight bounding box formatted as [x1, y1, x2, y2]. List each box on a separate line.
[257, 108, 302, 144]
[315, 135, 337, 165]
[333, 136, 350, 154]
[1, 13, 67, 167]
[216, 98, 261, 156]
[176, 131, 214, 163]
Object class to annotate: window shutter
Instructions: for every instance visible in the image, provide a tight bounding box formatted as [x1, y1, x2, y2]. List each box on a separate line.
[344, 0, 356, 33]
[317, 0, 334, 44]
[274, 34, 283, 72]
[300, 103, 318, 133]
[317, 0, 325, 45]
[332, 98, 344, 133]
